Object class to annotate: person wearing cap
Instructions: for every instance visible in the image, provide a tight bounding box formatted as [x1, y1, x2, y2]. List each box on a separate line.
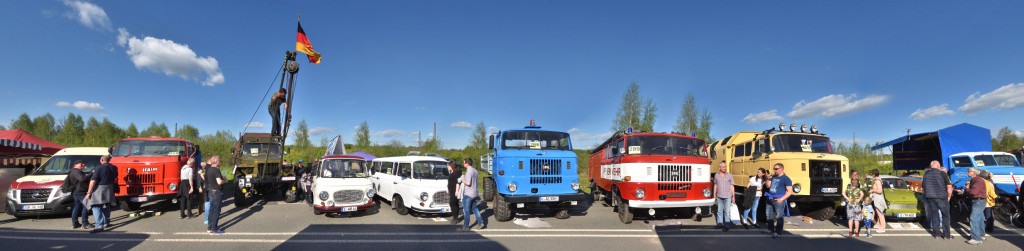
[67, 160, 92, 229]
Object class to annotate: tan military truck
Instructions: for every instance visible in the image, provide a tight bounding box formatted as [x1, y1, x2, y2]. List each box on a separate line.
[709, 123, 848, 220]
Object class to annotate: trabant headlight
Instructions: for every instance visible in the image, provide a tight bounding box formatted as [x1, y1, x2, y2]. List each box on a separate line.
[168, 183, 177, 191]
[702, 188, 711, 198]
[508, 182, 517, 192]
[635, 188, 645, 199]
[319, 191, 329, 201]
[327, 200, 335, 207]
[366, 188, 375, 198]
[571, 182, 580, 191]
[793, 184, 802, 193]
[420, 192, 429, 202]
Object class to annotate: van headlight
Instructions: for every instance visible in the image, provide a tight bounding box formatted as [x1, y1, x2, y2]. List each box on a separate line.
[420, 192, 429, 202]
[8, 187, 16, 199]
[169, 183, 177, 191]
[702, 188, 711, 198]
[508, 182, 517, 192]
[366, 188, 375, 198]
[635, 188, 645, 199]
[793, 184, 802, 193]
[319, 191, 329, 201]
[571, 182, 580, 191]
[327, 200, 335, 207]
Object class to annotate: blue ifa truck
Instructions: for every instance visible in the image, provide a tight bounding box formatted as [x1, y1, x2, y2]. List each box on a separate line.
[872, 123, 1024, 224]
[480, 121, 585, 221]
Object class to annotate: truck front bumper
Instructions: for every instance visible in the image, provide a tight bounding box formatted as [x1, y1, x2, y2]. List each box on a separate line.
[504, 193, 587, 204]
[629, 198, 715, 209]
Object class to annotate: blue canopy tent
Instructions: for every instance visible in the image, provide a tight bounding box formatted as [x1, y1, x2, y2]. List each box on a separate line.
[347, 151, 377, 162]
[871, 123, 991, 170]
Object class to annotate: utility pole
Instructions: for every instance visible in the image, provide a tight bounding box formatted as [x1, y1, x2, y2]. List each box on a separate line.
[418, 131, 422, 149]
[433, 122, 437, 142]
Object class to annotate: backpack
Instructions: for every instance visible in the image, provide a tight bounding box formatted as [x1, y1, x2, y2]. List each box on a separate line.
[60, 175, 74, 193]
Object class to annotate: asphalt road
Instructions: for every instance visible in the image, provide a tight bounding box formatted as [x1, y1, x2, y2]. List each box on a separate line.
[2, 192, 1022, 251]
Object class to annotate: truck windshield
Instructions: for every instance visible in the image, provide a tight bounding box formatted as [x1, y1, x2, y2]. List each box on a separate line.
[972, 155, 1020, 167]
[32, 155, 100, 175]
[113, 140, 186, 157]
[413, 161, 450, 179]
[241, 143, 282, 155]
[771, 134, 832, 153]
[501, 131, 571, 150]
[321, 159, 367, 178]
[625, 135, 706, 157]
[881, 178, 909, 189]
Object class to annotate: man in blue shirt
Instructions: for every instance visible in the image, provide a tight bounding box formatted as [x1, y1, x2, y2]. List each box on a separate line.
[763, 163, 793, 239]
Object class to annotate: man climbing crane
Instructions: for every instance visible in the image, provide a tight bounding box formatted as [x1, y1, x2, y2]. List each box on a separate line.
[269, 16, 320, 137]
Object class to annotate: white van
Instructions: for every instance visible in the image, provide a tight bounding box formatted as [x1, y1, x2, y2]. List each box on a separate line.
[370, 156, 454, 215]
[5, 147, 107, 217]
[311, 155, 376, 216]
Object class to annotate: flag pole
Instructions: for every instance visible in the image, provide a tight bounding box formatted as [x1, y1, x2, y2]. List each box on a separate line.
[298, 14, 301, 21]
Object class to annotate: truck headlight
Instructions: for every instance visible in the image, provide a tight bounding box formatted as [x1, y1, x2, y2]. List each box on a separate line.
[508, 182, 517, 192]
[793, 184, 802, 193]
[420, 192, 429, 202]
[367, 188, 375, 198]
[635, 188, 645, 199]
[571, 182, 580, 191]
[169, 183, 177, 191]
[702, 188, 711, 198]
[319, 191, 329, 201]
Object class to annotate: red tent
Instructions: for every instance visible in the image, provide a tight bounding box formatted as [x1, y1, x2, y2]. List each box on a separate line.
[0, 129, 66, 165]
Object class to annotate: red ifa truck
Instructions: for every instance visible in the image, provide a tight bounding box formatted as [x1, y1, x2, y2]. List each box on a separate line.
[109, 136, 199, 211]
[589, 131, 714, 224]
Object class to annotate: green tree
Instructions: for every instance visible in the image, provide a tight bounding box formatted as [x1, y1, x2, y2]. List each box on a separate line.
[355, 121, 371, 148]
[54, 113, 84, 146]
[175, 124, 201, 143]
[0, 125, 5, 130]
[83, 117, 102, 146]
[32, 113, 58, 141]
[993, 127, 1022, 151]
[468, 121, 487, 150]
[140, 122, 171, 137]
[292, 120, 312, 148]
[611, 82, 657, 132]
[10, 113, 32, 132]
[672, 93, 715, 143]
[125, 123, 139, 138]
[98, 118, 125, 146]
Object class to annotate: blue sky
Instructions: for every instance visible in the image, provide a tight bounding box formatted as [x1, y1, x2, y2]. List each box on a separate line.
[3, 1, 1024, 150]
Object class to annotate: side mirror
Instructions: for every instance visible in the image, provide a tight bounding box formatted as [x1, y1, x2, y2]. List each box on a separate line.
[488, 135, 495, 150]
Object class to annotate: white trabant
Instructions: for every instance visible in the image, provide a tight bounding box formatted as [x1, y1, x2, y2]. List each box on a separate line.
[370, 156, 454, 215]
[311, 155, 376, 216]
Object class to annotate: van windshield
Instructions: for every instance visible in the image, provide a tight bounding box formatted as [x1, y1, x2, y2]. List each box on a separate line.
[114, 140, 186, 157]
[625, 135, 706, 157]
[771, 135, 833, 153]
[414, 161, 450, 179]
[501, 131, 571, 150]
[972, 155, 1020, 167]
[321, 159, 367, 178]
[32, 155, 101, 175]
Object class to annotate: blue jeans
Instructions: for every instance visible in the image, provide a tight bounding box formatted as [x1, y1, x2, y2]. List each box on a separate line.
[764, 198, 786, 234]
[91, 204, 111, 229]
[716, 198, 732, 227]
[71, 194, 90, 226]
[742, 196, 760, 224]
[462, 195, 482, 228]
[969, 199, 986, 241]
[207, 190, 222, 231]
[926, 198, 951, 239]
[204, 201, 211, 222]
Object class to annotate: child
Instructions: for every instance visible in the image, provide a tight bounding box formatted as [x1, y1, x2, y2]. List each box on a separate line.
[862, 196, 875, 238]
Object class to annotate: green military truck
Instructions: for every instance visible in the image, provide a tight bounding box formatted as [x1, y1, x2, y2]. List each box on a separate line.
[231, 133, 299, 206]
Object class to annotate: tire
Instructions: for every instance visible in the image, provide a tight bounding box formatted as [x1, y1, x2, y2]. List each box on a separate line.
[554, 204, 571, 219]
[1011, 212, 1024, 228]
[394, 196, 409, 215]
[591, 181, 605, 206]
[234, 186, 247, 207]
[482, 178, 495, 202]
[993, 202, 1013, 224]
[119, 200, 141, 211]
[801, 203, 836, 221]
[493, 195, 513, 222]
[284, 189, 299, 203]
[615, 191, 632, 224]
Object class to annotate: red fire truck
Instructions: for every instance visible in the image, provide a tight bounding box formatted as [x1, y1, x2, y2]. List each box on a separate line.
[109, 136, 199, 211]
[589, 131, 714, 224]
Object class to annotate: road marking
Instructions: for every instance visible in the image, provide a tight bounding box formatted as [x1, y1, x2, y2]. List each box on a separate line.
[0, 229, 164, 235]
[675, 228, 927, 232]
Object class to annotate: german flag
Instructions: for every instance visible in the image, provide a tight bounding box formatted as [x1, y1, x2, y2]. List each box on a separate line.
[296, 21, 321, 64]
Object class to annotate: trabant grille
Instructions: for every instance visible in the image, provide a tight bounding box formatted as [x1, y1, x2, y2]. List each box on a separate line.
[20, 189, 51, 203]
[530, 177, 563, 184]
[333, 190, 363, 204]
[809, 160, 842, 195]
[657, 183, 692, 191]
[530, 159, 562, 176]
[433, 191, 448, 204]
[658, 165, 692, 182]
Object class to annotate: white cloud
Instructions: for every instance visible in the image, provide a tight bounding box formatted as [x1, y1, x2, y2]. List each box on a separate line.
[1015, 131, 1024, 138]
[309, 127, 333, 136]
[63, 0, 111, 31]
[353, 125, 362, 130]
[374, 129, 404, 137]
[487, 126, 498, 133]
[96, 113, 109, 118]
[832, 138, 872, 146]
[742, 109, 784, 124]
[122, 34, 225, 86]
[116, 27, 129, 46]
[572, 131, 614, 141]
[567, 128, 581, 134]
[450, 121, 472, 129]
[245, 122, 265, 129]
[787, 94, 889, 119]
[55, 100, 104, 111]
[958, 83, 1024, 115]
[909, 104, 955, 120]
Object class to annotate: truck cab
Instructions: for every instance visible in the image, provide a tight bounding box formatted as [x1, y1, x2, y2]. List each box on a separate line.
[480, 121, 584, 221]
[5, 147, 107, 217]
[948, 152, 1024, 196]
[109, 137, 198, 211]
[231, 133, 297, 206]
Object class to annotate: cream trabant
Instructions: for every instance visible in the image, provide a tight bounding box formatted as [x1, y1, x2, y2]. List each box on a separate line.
[311, 155, 376, 216]
[370, 156, 454, 215]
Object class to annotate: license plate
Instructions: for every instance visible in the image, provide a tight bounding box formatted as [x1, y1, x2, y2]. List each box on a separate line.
[821, 188, 838, 193]
[441, 208, 450, 213]
[281, 176, 296, 181]
[342, 206, 357, 212]
[666, 192, 687, 198]
[539, 196, 559, 202]
[130, 197, 148, 202]
[897, 213, 917, 218]
[22, 205, 43, 210]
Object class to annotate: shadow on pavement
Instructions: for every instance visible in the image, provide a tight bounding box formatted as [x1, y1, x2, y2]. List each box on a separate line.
[273, 224, 509, 251]
[657, 225, 882, 250]
[0, 227, 149, 250]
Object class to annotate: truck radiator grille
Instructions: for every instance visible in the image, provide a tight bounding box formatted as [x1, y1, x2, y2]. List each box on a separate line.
[809, 160, 842, 195]
[657, 183, 692, 191]
[433, 191, 448, 204]
[126, 186, 156, 195]
[258, 163, 281, 177]
[20, 189, 51, 203]
[333, 190, 363, 204]
[530, 177, 563, 184]
[530, 159, 562, 176]
[658, 165, 692, 182]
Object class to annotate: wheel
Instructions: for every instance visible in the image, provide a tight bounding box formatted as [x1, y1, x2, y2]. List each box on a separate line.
[233, 186, 247, 207]
[614, 191, 632, 224]
[554, 204, 571, 219]
[394, 196, 409, 215]
[493, 194, 513, 222]
[284, 189, 299, 203]
[591, 181, 605, 206]
[799, 203, 836, 221]
[119, 200, 141, 211]
[482, 178, 495, 202]
[993, 202, 1013, 224]
[1011, 212, 1024, 228]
